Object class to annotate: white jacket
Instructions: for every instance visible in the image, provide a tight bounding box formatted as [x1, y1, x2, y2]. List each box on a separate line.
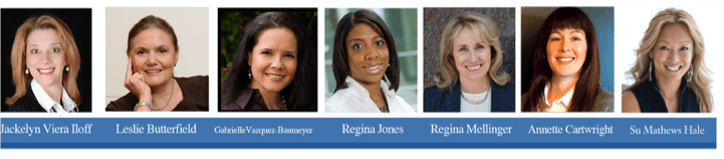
[326, 76, 415, 113]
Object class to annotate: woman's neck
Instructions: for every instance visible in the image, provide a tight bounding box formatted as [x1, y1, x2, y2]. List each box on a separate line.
[547, 74, 579, 103]
[654, 73, 681, 111]
[150, 79, 176, 108]
[460, 76, 491, 94]
[356, 79, 385, 108]
[40, 82, 64, 104]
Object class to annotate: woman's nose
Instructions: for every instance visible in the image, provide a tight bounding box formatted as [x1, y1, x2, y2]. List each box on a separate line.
[560, 38, 572, 52]
[270, 54, 284, 69]
[365, 47, 381, 60]
[146, 52, 159, 65]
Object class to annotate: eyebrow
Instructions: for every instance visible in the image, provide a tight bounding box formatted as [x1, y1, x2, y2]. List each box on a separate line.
[28, 43, 61, 47]
[347, 36, 384, 44]
[657, 40, 692, 44]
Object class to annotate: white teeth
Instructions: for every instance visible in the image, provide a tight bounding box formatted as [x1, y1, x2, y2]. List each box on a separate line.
[368, 65, 381, 70]
[146, 70, 161, 73]
[558, 57, 573, 62]
[466, 65, 481, 70]
[666, 65, 681, 71]
[267, 74, 283, 79]
[38, 68, 54, 73]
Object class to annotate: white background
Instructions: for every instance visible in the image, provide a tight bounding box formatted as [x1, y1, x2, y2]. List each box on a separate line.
[0, 0, 721, 158]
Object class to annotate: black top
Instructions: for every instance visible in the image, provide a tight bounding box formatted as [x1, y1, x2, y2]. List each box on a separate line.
[7, 88, 47, 112]
[106, 76, 209, 111]
[630, 72, 699, 112]
[424, 81, 515, 112]
[220, 88, 275, 111]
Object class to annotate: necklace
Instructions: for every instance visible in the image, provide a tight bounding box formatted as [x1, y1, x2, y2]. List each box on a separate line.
[461, 85, 490, 105]
[152, 80, 175, 111]
[378, 104, 388, 112]
[280, 95, 287, 110]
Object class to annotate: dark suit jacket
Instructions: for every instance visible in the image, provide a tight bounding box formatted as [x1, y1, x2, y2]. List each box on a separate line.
[7, 88, 49, 112]
[424, 81, 515, 112]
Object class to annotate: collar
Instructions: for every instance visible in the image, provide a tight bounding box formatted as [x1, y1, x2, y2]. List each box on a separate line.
[344, 76, 396, 99]
[543, 83, 574, 112]
[31, 79, 77, 113]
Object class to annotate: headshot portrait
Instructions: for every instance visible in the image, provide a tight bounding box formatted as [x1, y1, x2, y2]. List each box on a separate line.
[1, 9, 92, 113]
[521, 7, 614, 112]
[423, 8, 516, 113]
[105, 7, 209, 112]
[324, 8, 417, 113]
[621, 8, 716, 113]
[218, 8, 317, 111]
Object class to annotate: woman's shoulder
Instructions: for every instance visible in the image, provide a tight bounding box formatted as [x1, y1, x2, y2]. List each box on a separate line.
[106, 92, 138, 111]
[594, 87, 614, 112]
[176, 75, 209, 86]
[621, 90, 641, 113]
[7, 92, 46, 112]
[325, 92, 354, 113]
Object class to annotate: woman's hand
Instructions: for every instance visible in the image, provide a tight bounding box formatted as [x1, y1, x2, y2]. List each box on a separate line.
[124, 60, 152, 111]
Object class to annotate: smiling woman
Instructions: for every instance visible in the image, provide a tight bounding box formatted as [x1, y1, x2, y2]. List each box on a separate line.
[5, 13, 83, 113]
[325, 9, 414, 113]
[106, 15, 208, 112]
[220, 11, 317, 111]
[522, 7, 613, 112]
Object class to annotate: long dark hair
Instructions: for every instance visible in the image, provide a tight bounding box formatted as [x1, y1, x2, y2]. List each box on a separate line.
[332, 9, 401, 92]
[523, 7, 601, 112]
[220, 12, 316, 111]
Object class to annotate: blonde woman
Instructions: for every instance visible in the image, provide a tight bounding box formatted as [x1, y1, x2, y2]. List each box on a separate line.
[5, 14, 83, 113]
[622, 8, 711, 113]
[424, 12, 513, 112]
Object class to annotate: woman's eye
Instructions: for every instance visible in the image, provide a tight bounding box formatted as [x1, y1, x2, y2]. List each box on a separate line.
[30, 49, 38, 53]
[475, 45, 484, 50]
[659, 46, 670, 50]
[550, 37, 560, 41]
[137, 50, 146, 54]
[160, 49, 167, 53]
[351, 44, 362, 50]
[52, 48, 61, 52]
[262, 51, 272, 55]
[679, 47, 689, 51]
[375, 40, 385, 46]
[285, 54, 296, 59]
[458, 48, 468, 52]
[573, 37, 582, 41]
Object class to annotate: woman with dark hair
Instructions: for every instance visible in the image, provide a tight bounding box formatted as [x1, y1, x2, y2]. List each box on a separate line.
[622, 8, 711, 113]
[522, 7, 613, 112]
[326, 9, 414, 113]
[6, 14, 83, 112]
[424, 12, 514, 112]
[220, 12, 316, 111]
[106, 15, 209, 112]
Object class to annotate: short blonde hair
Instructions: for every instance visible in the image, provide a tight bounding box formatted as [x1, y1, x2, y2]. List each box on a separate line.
[435, 12, 509, 91]
[6, 14, 82, 105]
[625, 8, 711, 112]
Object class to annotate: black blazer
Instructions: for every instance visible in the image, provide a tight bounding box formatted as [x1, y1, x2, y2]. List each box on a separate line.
[7, 88, 48, 112]
[424, 81, 515, 112]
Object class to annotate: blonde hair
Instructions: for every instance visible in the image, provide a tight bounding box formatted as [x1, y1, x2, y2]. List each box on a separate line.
[435, 12, 509, 91]
[625, 8, 711, 112]
[5, 14, 82, 106]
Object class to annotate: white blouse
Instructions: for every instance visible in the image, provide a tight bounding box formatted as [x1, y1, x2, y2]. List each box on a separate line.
[325, 76, 415, 113]
[31, 79, 77, 113]
[460, 86, 492, 113]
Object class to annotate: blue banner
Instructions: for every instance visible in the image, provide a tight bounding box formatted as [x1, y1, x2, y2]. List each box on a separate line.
[0, 118, 715, 148]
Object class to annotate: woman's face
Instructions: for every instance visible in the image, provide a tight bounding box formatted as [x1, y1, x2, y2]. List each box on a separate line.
[345, 23, 389, 85]
[248, 28, 298, 93]
[650, 23, 693, 81]
[128, 28, 178, 87]
[546, 28, 587, 79]
[452, 28, 491, 83]
[25, 29, 66, 87]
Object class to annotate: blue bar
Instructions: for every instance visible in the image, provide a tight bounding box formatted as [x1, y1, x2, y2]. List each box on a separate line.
[1, 118, 716, 149]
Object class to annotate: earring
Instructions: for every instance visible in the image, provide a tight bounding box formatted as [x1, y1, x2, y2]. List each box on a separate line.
[648, 59, 653, 82]
[25, 68, 29, 74]
[248, 69, 252, 79]
[687, 67, 693, 83]
[65, 66, 70, 71]
[388, 63, 391, 67]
